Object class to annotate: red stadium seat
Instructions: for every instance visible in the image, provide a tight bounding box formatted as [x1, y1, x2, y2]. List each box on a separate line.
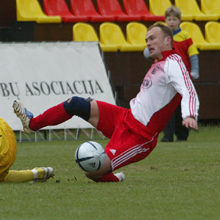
[123, 0, 165, 21]
[43, 0, 87, 22]
[70, 0, 115, 22]
[97, 0, 141, 22]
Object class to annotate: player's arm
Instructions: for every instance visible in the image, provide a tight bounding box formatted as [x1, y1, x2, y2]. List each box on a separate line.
[165, 58, 199, 129]
[189, 54, 199, 80]
[187, 36, 199, 80]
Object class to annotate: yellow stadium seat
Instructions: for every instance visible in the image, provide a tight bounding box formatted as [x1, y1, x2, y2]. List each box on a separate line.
[149, 0, 171, 16]
[126, 22, 147, 51]
[175, 0, 218, 21]
[153, 21, 167, 26]
[73, 23, 117, 52]
[16, 0, 61, 23]
[149, 0, 192, 20]
[73, 23, 99, 41]
[100, 22, 144, 52]
[204, 22, 220, 49]
[201, 0, 220, 20]
[180, 22, 217, 50]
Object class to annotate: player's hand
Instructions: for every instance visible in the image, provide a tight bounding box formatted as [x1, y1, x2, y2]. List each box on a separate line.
[182, 117, 198, 130]
[190, 71, 199, 80]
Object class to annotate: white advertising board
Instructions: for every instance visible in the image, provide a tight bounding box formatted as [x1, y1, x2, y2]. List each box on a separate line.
[0, 42, 115, 130]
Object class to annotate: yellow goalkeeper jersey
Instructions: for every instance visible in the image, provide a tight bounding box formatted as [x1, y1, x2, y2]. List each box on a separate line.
[0, 118, 10, 160]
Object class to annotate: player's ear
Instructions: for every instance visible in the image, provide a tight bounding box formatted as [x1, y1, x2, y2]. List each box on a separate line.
[166, 36, 172, 47]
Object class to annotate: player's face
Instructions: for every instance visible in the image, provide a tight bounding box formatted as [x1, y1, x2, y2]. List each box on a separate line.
[165, 15, 180, 31]
[145, 27, 170, 61]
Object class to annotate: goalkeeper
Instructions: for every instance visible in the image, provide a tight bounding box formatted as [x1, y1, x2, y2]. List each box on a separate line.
[0, 117, 54, 183]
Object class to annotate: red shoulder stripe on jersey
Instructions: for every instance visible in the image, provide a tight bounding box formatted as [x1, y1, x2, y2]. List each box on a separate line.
[169, 54, 197, 118]
[171, 54, 197, 117]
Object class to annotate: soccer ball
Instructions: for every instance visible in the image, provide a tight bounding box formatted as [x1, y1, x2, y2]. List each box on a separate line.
[75, 141, 106, 173]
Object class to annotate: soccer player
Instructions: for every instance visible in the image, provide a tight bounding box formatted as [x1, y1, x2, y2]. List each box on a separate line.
[0, 117, 54, 183]
[13, 24, 199, 183]
[144, 6, 199, 142]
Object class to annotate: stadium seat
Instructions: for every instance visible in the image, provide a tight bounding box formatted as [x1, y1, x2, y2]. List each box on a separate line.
[175, 0, 218, 21]
[201, 0, 220, 20]
[204, 22, 220, 49]
[149, 0, 193, 21]
[97, 0, 140, 22]
[43, 0, 88, 22]
[122, 0, 164, 21]
[73, 23, 98, 41]
[70, 0, 114, 22]
[73, 23, 118, 52]
[100, 22, 144, 52]
[126, 22, 147, 51]
[180, 22, 217, 50]
[154, 21, 167, 26]
[149, 0, 172, 18]
[16, 0, 61, 23]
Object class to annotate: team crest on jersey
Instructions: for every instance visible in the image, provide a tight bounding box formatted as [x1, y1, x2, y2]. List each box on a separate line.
[142, 77, 152, 89]
[151, 64, 160, 74]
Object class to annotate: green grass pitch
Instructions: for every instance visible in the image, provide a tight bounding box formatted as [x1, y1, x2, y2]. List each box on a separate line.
[1, 125, 220, 220]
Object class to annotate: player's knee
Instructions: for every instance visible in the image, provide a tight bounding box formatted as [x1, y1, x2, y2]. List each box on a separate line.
[63, 96, 92, 121]
[84, 172, 100, 182]
[84, 172, 92, 179]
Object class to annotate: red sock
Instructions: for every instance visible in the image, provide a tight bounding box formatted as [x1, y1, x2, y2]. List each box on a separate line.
[29, 102, 72, 131]
[95, 172, 119, 182]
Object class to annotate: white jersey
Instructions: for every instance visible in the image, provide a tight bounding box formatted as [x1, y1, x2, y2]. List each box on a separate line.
[130, 50, 199, 131]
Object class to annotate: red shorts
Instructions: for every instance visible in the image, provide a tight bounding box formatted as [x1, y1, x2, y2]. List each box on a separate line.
[96, 101, 158, 171]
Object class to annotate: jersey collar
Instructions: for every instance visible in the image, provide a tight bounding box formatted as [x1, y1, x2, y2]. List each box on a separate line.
[173, 27, 181, 36]
[157, 49, 178, 62]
